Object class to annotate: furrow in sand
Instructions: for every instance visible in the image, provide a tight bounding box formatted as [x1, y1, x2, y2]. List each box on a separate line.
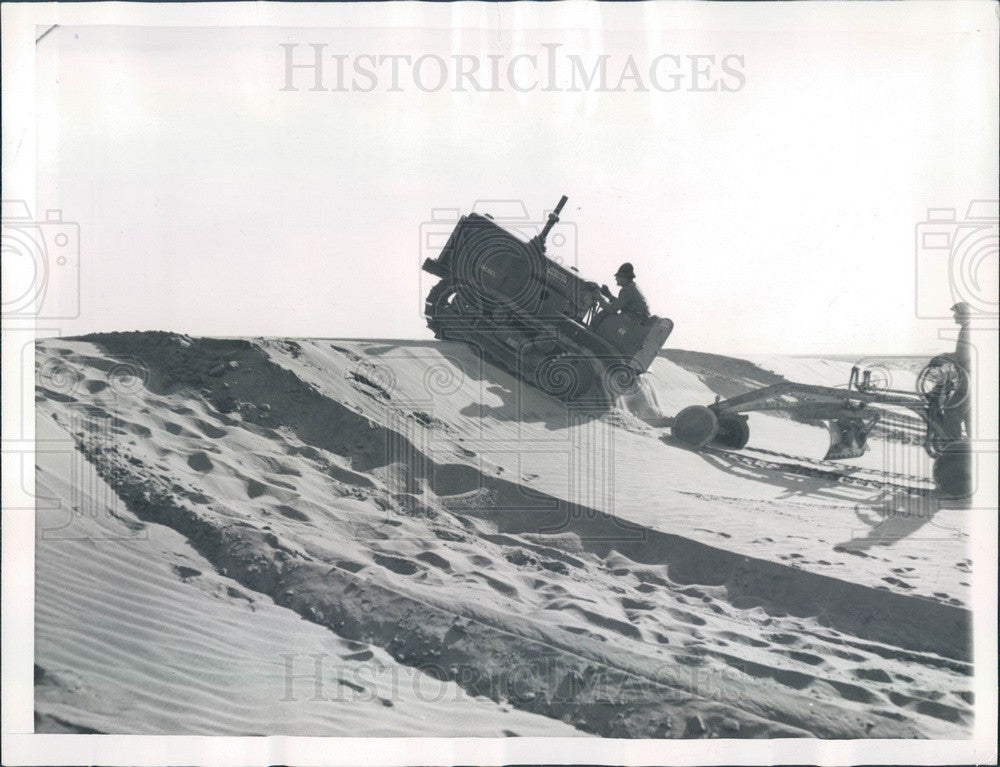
[36, 594, 262, 697]
[36, 640, 256, 720]
[37, 556, 262, 650]
[34, 531, 307, 647]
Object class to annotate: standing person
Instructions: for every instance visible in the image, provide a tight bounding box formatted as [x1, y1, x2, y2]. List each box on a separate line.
[952, 302, 972, 373]
[594, 262, 651, 326]
[949, 301, 973, 437]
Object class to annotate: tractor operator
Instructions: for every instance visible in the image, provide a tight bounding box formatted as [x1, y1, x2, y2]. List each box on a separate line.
[594, 262, 651, 326]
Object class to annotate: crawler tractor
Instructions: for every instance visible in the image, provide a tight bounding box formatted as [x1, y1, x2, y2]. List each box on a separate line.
[421, 195, 674, 404]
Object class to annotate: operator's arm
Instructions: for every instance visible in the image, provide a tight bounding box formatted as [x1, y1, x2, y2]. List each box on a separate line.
[955, 325, 972, 373]
[594, 284, 614, 308]
[605, 284, 635, 314]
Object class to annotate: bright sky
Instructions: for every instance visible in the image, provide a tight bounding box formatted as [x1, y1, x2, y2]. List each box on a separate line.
[24, 4, 1000, 355]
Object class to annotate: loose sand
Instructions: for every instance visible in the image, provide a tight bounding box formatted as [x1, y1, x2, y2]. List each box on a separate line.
[34, 334, 972, 737]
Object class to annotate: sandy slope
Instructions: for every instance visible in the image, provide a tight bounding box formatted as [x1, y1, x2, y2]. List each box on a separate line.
[34, 334, 973, 738]
[34, 414, 584, 737]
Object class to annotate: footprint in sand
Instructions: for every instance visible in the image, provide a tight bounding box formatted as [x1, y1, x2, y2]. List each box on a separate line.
[782, 649, 825, 666]
[882, 576, 914, 589]
[853, 666, 893, 683]
[621, 597, 656, 611]
[194, 419, 228, 439]
[126, 422, 153, 438]
[475, 572, 519, 598]
[432, 528, 466, 542]
[373, 553, 420, 576]
[334, 559, 366, 573]
[539, 560, 569, 575]
[276, 505, 309, 522]
[187, 451, 214, 472]
[766, 632, 799, 645]
[718, 631, 768, 648]
[172, 564, 202, 581]
[246, 479, 268, 498]
[503, 549, 536, 567]
[340, 650, 375, 662]
[415, 551, 452, 571]
[828, 647, 868, 663]
[666, 607, 707, 626]
[827, 679, 878, 704]
[260, 456, 302, 477]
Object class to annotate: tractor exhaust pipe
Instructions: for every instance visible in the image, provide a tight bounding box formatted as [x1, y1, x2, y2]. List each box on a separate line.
[529, 195, 569, 255]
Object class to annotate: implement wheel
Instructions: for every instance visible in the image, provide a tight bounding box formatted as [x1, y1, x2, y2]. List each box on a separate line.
[712, 415, 750, 450]
[933, 441, 972, 499]
[672, 405, 719, 448]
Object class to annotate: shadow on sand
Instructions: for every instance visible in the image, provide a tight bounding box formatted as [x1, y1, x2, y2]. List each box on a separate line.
[363, 339, 609, 432]
[834, 489, 957, 553]
[659, 434, 951, 551]
[659, 434, 881, 504]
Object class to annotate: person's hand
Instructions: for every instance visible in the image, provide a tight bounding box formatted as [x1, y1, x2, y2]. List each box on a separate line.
[600, 284, 613, 299]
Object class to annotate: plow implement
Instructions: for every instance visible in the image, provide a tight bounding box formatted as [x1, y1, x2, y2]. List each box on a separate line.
[669, 356, 972, 498]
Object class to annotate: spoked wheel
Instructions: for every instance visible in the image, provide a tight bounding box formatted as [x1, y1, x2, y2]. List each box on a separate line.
[917, 354, 963, 402]
[933, 441, 972, 499]
[711, 415, 750, 450]
[671, 405, 719, 448]
[535, 355, 597, 402]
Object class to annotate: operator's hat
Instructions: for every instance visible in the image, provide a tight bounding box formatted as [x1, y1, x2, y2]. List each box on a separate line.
[951, 301, 972, 315]
[615, 262, 636, 279]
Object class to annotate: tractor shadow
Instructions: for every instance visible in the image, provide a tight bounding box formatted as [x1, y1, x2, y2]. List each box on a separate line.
[458, 380, 608, 432]
[438, 345, 609, 432]
[360, 340, 608, 431]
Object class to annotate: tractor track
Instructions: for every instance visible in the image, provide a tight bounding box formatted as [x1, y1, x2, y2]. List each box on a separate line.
[704, 446, 934, 495]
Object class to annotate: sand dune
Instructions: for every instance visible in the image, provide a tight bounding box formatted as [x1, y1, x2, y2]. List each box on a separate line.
[34, 415, 584, 737]
[34, 333, 972, 737]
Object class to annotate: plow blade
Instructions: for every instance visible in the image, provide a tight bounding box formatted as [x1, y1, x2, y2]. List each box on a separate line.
[822, 418, 876, 460]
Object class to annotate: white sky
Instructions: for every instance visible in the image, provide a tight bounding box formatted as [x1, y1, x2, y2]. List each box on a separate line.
[22, 4, 1000, 354]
